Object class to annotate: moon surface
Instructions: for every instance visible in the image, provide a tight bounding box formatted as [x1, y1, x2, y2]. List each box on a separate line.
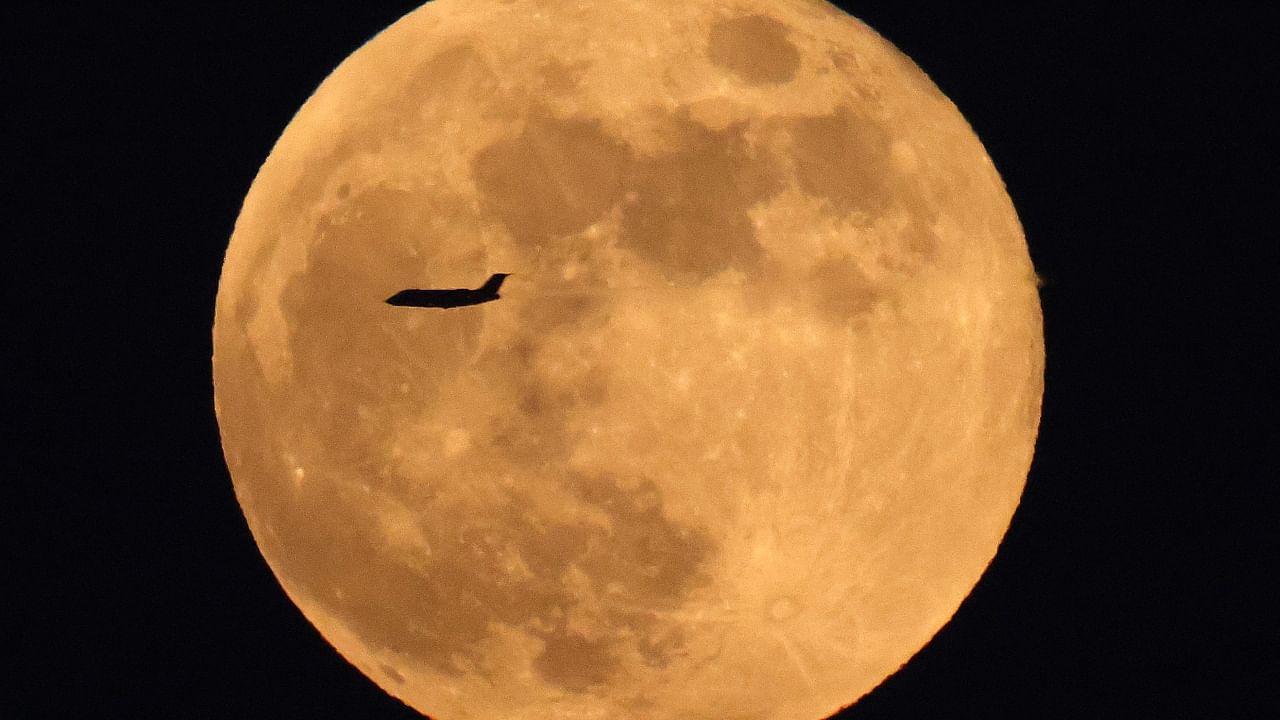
[212, 1, 1044, 718]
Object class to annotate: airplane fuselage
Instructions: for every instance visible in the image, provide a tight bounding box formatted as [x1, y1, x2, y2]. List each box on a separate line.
[385, 288, 497, 308]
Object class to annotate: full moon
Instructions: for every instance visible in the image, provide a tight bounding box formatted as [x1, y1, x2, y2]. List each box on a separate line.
[212, 0, 1043, 718]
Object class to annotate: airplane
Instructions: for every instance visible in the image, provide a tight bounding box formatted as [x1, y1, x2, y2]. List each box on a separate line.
[385, 273, 510, 309]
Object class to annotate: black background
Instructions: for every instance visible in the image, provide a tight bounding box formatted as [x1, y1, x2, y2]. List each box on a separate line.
[8, 2, 1275, 717]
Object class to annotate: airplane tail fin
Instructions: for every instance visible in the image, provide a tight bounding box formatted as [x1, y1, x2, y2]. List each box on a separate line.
[479, 273, 510, 295]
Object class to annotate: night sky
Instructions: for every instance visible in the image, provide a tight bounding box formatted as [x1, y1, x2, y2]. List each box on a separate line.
[8, 2, 1274, 717]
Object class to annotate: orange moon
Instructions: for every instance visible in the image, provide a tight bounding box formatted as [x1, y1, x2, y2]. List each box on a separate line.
[212, 1, 1043, 718]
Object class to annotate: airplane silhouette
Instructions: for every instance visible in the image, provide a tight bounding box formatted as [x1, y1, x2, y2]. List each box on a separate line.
[385, 273, 510, 309]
